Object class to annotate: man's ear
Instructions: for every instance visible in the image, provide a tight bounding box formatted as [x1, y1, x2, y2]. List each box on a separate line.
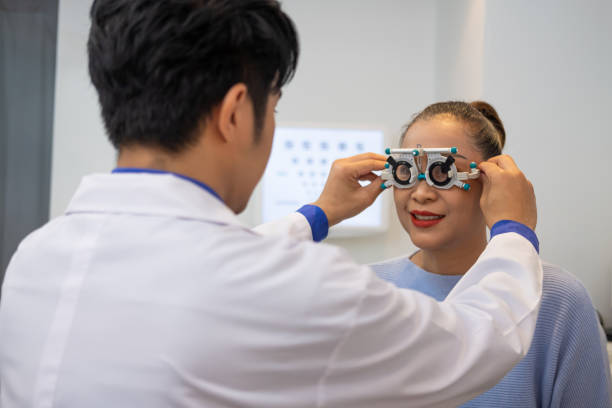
[216, 83, 249, 143]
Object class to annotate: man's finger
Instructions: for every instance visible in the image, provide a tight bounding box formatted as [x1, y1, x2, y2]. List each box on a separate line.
[363, 176, 386, 201]
[478, 165, 491, 188]
[359, 172, 378, 182]
[477, 161, 500, 176]
[344, 152, 388, 163]
[348, 159, 388, 177]
[486, 154, 517, 170]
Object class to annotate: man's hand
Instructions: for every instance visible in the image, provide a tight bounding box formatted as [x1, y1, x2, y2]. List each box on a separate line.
[478, 155, 537, 230]
[311, 153, 388, 227]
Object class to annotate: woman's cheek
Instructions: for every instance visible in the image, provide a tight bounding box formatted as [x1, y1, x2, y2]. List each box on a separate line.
[393, 188, 409, 210]
[393, 189, 412, 225]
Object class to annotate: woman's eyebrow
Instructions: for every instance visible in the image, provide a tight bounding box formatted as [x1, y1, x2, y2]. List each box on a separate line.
[441, 152, 469, 161]
[447, 153, 475, 168]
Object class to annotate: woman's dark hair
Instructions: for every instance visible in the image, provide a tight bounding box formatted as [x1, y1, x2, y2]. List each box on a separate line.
[400, 101, 506, 159]
[88, 0, 299, 152]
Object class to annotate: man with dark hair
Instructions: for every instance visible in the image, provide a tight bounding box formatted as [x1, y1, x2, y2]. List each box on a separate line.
[0, 1, 542, 407]
[88, 0, 299, 153]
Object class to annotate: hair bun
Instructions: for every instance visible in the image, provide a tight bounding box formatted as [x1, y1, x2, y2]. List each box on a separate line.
[470, 101, 506, 149]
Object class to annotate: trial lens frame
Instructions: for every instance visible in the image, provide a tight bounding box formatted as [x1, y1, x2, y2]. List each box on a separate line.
[381, 146, 480, 191]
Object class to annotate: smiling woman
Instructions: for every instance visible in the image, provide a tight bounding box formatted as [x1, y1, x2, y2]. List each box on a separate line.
[371, 100, 612, 407]
[393, 105, 492, 262]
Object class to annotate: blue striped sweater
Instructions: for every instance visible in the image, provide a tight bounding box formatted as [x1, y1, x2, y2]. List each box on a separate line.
[370, 258, 612, 407]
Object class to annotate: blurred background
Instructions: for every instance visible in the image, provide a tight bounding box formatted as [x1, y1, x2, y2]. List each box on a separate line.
[1, 0, 611, 327]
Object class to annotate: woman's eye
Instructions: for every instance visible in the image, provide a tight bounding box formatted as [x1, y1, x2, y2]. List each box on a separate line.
[431, 166, 446, 182]
[396, 164, 411, 182]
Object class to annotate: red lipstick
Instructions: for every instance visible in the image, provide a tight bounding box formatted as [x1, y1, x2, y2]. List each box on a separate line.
[410, 210, 445, 228]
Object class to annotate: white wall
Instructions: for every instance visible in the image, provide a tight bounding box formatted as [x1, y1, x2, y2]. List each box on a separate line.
[51, 0, 612, 324]
[480, 0, 612, 325]
[51, 0, 115, 218]
[250, 0, 437, 261]
[434, 0, 485, 100]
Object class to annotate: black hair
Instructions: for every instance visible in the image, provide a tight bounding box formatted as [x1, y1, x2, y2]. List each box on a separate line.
[400, 101, 506, 160]
[88, 0, 299, 152]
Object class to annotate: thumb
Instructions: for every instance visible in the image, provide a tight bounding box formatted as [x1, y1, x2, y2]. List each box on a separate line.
[362, 176, 386, 203]
[477, 161, 501, 179]
[477, 162, 499, 192]
[479, 168, 491, 190]
[477, 161, 497, 174]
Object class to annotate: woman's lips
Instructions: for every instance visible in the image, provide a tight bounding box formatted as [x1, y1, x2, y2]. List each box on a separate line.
[410, 210, 445, 228]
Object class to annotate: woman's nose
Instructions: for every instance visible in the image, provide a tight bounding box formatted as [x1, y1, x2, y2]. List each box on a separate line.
[411, 178, 437, 203]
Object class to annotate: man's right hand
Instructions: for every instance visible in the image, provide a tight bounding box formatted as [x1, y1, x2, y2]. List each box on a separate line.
[478, 155, 537, 230]
[311, 153, 387, 227]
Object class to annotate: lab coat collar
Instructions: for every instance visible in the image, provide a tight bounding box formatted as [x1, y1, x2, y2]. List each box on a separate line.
[65, 173, 244, 227]
[111, 167, 223, 202]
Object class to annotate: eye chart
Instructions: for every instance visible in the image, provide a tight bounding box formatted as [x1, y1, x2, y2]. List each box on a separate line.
[262, 127, 387, 236]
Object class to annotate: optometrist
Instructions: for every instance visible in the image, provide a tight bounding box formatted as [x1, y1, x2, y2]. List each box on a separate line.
[0, 1, 541, 408]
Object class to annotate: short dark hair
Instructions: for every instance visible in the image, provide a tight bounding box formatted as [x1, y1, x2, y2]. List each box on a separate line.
[88, 0, 299, 152]
[400, 101, 505, 160]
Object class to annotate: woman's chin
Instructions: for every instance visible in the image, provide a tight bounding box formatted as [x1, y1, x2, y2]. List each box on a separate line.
[409, 231, 449, 252]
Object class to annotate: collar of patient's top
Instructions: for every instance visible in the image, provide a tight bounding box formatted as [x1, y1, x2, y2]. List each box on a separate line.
[65, 172, 242, 228]
[402, 258, 462, 300]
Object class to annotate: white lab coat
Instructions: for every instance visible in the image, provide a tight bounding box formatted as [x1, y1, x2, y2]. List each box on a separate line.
[0, 172, 542, 408]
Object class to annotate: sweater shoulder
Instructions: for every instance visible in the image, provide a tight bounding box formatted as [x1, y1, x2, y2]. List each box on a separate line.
[541, 262, 593, 306]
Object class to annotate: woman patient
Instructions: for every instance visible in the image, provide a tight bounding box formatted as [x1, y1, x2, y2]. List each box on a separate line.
[371, 101, 611, 407]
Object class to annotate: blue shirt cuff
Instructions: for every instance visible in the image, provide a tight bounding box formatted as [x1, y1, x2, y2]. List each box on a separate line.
[490, 220, 539, 253]
[297, 205, 329, 242]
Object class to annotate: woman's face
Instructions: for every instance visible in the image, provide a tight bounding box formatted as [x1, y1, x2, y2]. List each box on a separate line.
[394, 116, 486, 251]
